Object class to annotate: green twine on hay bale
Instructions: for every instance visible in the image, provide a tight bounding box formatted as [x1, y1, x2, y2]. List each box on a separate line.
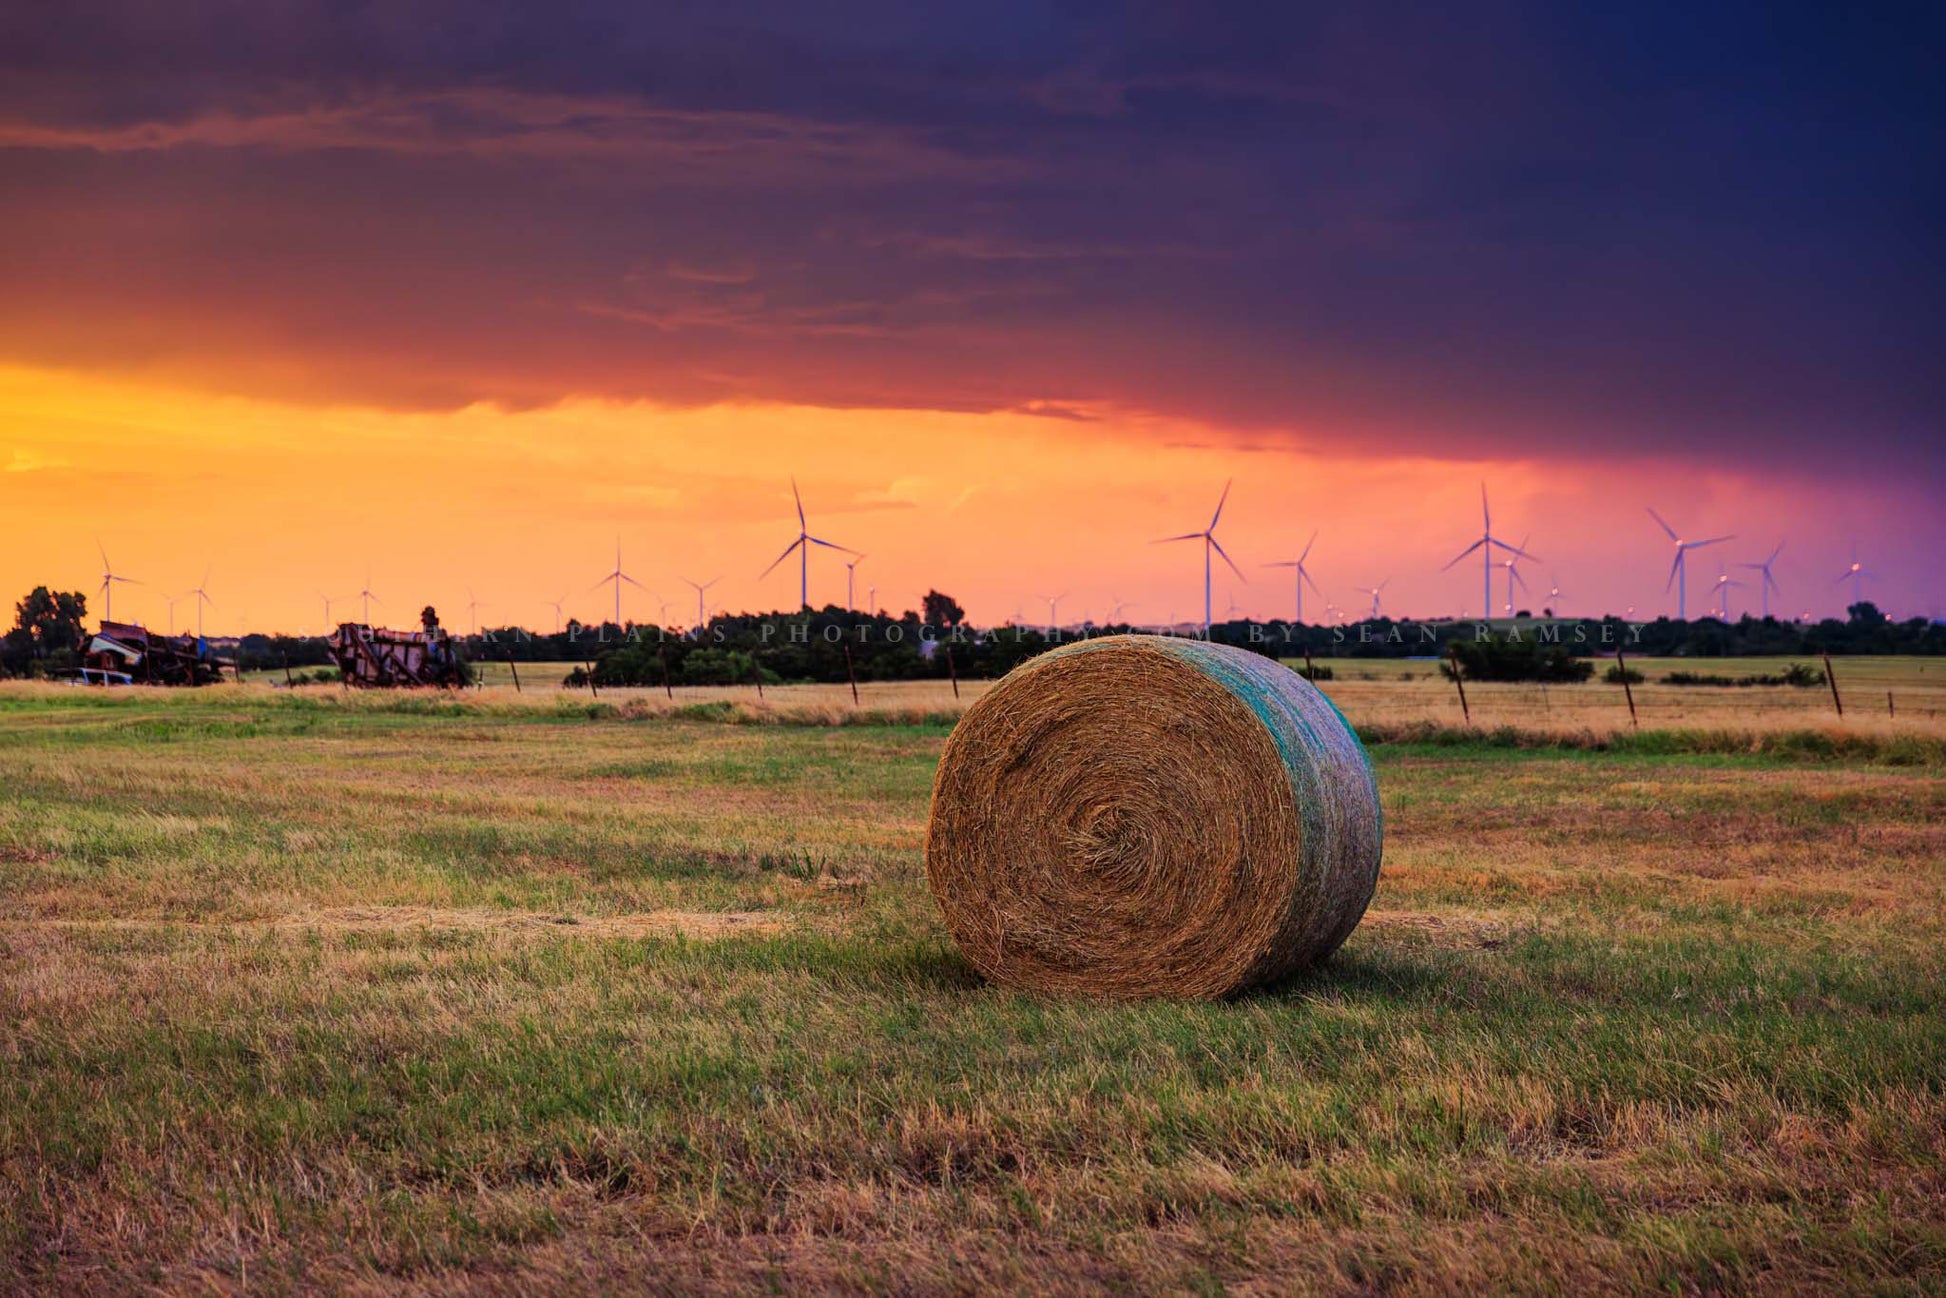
[925, 634, 1382, 999]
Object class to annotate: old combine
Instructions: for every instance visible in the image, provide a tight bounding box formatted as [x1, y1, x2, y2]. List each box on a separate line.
[325, 621, 467, 688]
[77, 621, 232, 686]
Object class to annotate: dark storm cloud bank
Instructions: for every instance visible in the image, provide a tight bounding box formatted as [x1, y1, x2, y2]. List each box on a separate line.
[1, 1, 1940, 474]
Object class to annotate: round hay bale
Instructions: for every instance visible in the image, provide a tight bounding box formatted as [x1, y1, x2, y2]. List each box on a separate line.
[925, 635, 1381, 999]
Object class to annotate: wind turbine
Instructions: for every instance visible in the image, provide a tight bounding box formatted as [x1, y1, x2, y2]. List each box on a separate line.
[761, 478, 856, 610]
[681, 576, 719, 628]
[96, 542, 140, 624]
[843, 555, 866, 612]
[1442, 486, 1536, 621]
[465, 589, 487, 635]
[181, 566, 214, 638]
[1355, 581, 1389, 620]
[1263, 530, 1323, 624]
[1154, 480, 1243, 635]
[1738, 543, 1784, 618]
[1648, 508, 1733, 620]
[1704, 565, 1746, 619]
[1836, 546, 1873, 610]
[593, 538, 648, 628]
[1498, 537, 1531, 615]
[1106, 595, 1137, 624]
[319, 593, 339, 629]
[545, 595, 567, 635]
[867, 584, 877, 615]
[165, 592, 183, 636]
[1037, 592, 1068, 630]
[1545, 575, 1564, 617]
[358, 569, 381, 624]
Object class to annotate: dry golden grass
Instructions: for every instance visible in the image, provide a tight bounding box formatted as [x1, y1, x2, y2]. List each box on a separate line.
[1, 672, 1942, 1292]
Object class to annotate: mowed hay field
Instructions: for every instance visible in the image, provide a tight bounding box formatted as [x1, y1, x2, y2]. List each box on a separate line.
[2, 669, 1943, 1293]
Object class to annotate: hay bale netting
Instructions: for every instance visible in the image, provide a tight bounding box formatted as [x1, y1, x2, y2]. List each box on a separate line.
[925, 635, 1381, 999]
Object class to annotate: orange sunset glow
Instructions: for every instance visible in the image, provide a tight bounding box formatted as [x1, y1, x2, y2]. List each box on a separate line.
[1, 363, 1929, 633]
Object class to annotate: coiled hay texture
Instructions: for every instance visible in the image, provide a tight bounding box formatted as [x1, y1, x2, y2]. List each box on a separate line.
[925, 635, 1381, 999]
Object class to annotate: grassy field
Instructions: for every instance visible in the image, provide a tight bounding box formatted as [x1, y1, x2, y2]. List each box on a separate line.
[311, 653, 1946, 738]
[2, 674, 1943, 1293]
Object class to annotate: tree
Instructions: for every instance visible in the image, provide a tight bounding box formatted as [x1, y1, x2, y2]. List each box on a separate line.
[5, 587, 89, 676]
[922, 589, 965, 628]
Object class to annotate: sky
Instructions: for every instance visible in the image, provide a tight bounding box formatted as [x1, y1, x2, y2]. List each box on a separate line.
[1, 2, 1940, 631]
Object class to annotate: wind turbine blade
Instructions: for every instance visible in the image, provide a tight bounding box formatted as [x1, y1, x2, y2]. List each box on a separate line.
[1480, 482, 1490, 531]
[1209, 479, 1232, 530]
[1209, 536, 1245, 581]
[1689, 535, 1733, 549]
[804, 536, 855, 552]
[1768, 541, 1785, 565]
[1262, 561, 1297, 569]
[1665, 555, 1682, 592]
[1647, 507, 1678, 541]
[621, 574, 650, 591]
[1440, 539, 1486, 570]
[1299, 530, 1318, 563]
[791, 478, 806, 528]
[1301, 568, 1324, 597]
[1833, 571, 1852, 584]
[1502, 541, 1542, 562]
[759, 537, 804, 578]
[1153, 532, 1203, 544]
[1511, 568, 1528, 591]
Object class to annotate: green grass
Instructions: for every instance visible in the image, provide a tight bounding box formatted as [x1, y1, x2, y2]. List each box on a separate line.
[1, 687, 1942, 1292]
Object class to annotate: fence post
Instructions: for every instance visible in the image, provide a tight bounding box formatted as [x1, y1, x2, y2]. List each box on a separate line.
[1616, 647, 1638, 728]
[945, 644, 960, 699]
[843, 642, 860, 706]
[1448, 645, 1471, 724]
[1823, 652, 1843, 717]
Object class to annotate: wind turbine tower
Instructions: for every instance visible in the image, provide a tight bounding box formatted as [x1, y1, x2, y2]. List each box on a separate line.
[1836, 546, 1873, 610]
[681, 577, 720, 628]
[358, 570, 381, 625]
[1154, 480, 1243, 635]
[1705, 565, 1746, 620]
[96, 542, 140, 624]
[1442, 487, 1535, 621]
[761, 478, 856, 610]
[1263, 530, 1322, 624]
[843, 555, 866, 612]
[1499, 536, 1533, 614]
[1355, 581, 1389, 620]
[594, 539, 648, 628]
[1738, 543, 1784, 619]
[1648, 508, 1733, 620]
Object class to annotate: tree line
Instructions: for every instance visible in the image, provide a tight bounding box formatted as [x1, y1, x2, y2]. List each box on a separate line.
[5, 582, 1938, 684]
